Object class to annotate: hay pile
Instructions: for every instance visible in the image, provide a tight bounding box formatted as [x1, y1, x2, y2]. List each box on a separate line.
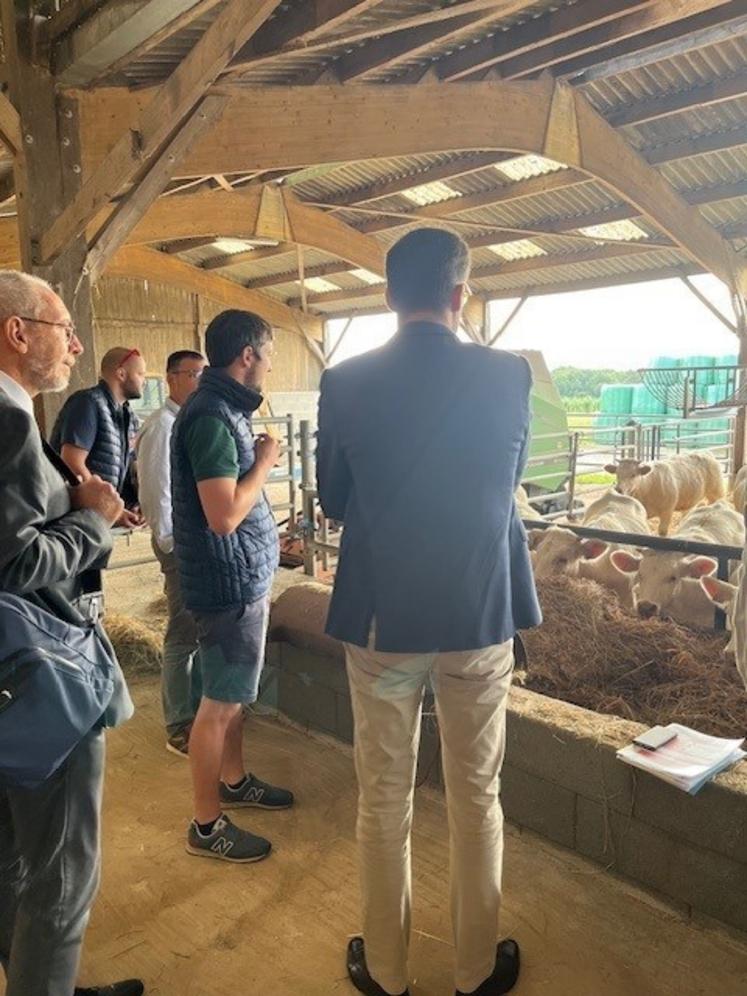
[520, 577, 747, 738]
[105, 611, 162, 676]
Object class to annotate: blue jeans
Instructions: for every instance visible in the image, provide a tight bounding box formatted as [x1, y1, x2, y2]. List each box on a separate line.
[153, 540, 201, 735]
[0, 729, 105, 996]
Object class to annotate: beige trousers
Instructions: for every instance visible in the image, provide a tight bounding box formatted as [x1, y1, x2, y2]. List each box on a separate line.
[344, 637, 514, 995]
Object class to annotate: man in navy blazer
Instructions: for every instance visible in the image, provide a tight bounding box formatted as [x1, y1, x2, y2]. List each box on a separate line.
[317, 228, 540, 996]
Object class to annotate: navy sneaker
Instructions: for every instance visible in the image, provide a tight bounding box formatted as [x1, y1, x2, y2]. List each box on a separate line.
[220, 773, 294, 810]
[186, 813, 271, 863]
[75, 982, 144, 996]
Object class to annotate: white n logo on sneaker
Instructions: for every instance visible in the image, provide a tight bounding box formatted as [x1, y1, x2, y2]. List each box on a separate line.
[211, 836, 234, 856]
[243, 786, 265, 803]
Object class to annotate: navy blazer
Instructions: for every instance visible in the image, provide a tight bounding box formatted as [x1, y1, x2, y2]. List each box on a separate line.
[316, 321, 542, 653]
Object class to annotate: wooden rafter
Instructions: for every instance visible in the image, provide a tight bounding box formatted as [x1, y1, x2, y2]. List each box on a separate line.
[90, 0, 227, 85]
[551, 0, 747, 80]
[85, 94, 229, 280]
[40, 0, 283, 266]
[335, 1, 538, 82]
[438, 0, 656, 81]
[124, 184, 386, 276]
[107, 245, 324, 338]
[286, 243, 684, 307]
[0, 91, 22, 155]
[486, 264, 702, 299]
[42, 0, 108, 44]
[608, 70, 747, 128]
[53, 0, 223, 86]
[495, 0, 736, 80]
[227, 0, 526, 77]
[249, 0, 385, 54]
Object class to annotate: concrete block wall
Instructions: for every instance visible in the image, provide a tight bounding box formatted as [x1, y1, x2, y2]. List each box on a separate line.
[262, 641, 747, 935]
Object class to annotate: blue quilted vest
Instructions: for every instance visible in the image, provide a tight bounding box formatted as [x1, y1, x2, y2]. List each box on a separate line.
[50, 381, 137, 492]
[171, 368, 279, 613]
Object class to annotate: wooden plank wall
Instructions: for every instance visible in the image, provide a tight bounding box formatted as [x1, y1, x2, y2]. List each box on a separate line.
[93, 276, 321, 391]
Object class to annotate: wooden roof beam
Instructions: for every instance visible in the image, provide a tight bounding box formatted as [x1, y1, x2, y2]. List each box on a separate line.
[75, 79, 746, 292]
[107, 245, 324, 338]
[227, 0, 525, 77]
[485, 264, 702, 300]
[501, 0, 736, 80]
[40, 0, 283, 265]
[438, 0, 656, 81]
[335, 1, 539, 82]
[53, 0, 219, 86]
[608, 70, 747, 128]
[556, 1, 747, 83]
[249, 0, 386, 54]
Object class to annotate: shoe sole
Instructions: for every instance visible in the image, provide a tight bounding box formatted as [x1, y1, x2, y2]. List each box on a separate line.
[220, 800, 294, 811]
[185, 843, 271, 863]
[165, 742, 189, 758]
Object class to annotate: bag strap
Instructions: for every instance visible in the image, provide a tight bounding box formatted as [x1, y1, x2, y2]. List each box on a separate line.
[42, 438, 81, 487]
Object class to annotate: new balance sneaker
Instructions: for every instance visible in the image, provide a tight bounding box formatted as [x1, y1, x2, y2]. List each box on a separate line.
[74, 982, 144, 996]
[186, 813, 271, 863]
[219, 773, 294, 810]
[166, 726, 190, 758]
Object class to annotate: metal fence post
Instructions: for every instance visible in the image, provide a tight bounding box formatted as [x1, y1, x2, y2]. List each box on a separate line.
[299, 420, 316, 577]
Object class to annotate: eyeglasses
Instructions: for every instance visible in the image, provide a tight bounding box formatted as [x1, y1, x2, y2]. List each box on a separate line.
[172, 369, 203, 380]
[17, 316, 77, 344]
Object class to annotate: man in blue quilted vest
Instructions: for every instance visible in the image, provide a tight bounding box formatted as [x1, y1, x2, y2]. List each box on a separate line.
[171, 310, 293, 863]
[50, 347, 147, 528]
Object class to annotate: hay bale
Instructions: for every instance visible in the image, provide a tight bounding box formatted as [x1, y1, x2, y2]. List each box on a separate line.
[521, 577, 747, 738]
[105, 611, 162, 676]
[269, 582, 343, 661]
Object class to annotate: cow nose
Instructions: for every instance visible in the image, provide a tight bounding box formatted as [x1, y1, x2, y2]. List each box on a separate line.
[638, 601, 658, 619]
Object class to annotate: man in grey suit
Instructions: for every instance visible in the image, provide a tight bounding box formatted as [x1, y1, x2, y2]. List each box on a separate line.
[0, 271, 144, 996]
[317, 229, 541, 996]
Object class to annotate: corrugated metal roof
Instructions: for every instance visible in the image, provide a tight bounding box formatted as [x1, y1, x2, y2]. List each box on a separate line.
[54, 1, 746, 313]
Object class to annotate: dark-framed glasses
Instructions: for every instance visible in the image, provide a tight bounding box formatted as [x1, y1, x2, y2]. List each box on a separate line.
[17, 316, 77, 344]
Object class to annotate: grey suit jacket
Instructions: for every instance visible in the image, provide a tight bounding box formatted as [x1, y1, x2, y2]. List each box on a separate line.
[0, 390, 133, 726]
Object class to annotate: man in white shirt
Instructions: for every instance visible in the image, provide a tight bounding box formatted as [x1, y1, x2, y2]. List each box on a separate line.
[136, 349, 206, 756]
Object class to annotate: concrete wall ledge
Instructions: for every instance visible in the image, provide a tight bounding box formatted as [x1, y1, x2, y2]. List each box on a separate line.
[263, 640, 747, 935]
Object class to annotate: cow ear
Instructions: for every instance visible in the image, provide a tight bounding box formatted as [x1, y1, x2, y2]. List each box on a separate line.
[610, 549, 641, 574]
[604, 464, 617, 475]
[700, 575, 737, 608]
[638, 464, 652, 476]
[682, 556, 718, 579]
[581, 538, 608, 561]
[527, 529, 546, 550]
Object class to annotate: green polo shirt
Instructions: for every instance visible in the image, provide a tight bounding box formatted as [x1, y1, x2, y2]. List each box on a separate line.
[185, 415, 239, 481]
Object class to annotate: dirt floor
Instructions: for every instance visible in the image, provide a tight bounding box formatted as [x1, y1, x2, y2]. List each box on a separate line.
[35, 677, 746, 996]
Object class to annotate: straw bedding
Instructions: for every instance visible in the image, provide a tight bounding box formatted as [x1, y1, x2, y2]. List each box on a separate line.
[520, 577, 747, 738]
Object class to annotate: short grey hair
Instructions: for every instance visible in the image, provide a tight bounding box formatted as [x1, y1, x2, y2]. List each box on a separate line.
[0, 270, 55, 322]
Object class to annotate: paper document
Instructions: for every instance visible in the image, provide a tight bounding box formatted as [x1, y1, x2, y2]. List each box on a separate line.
[617, 724, 745, 795]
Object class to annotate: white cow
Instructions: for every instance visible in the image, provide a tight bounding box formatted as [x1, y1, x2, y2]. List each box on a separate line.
[529, 490, 649, 609]
[610, 500, 744, 628]
[605, 451, 724, 536]
[732, 464, 747, 515]
[515, 485, 535, 520]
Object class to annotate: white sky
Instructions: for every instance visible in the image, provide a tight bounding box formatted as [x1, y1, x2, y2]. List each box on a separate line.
[326, 274, 740, 371]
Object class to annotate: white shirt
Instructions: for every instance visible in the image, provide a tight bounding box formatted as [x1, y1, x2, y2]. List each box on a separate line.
[0, 370, 34, 417]
[135, 398, 179, 554]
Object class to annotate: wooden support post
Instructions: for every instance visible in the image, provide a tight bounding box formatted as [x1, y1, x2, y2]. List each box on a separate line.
[0, 2, 97, 432]
[486, 293, 528, 347]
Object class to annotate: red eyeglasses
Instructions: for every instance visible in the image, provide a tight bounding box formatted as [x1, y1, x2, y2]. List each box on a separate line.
[118, 348, 141, 368]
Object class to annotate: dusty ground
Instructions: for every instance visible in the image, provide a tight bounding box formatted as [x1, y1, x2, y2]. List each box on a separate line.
[32, 678, 746, 996]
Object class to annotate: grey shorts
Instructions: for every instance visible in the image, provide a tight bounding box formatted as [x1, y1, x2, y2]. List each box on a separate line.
[193, 595, 270, 704]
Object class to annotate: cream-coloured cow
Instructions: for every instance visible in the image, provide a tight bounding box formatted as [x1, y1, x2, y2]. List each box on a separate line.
[732, 464, 747, 515]
[605, 451, 724, 536]
[515, 485, 535, 521]
[529, 490, 649, 609]
[611, 500, 744, 628]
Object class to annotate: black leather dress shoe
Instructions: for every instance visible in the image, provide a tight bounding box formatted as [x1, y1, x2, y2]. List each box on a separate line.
[455, 939, 520, 996]
[347, 937, 409, 996]
[74, 981, 144, 996]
